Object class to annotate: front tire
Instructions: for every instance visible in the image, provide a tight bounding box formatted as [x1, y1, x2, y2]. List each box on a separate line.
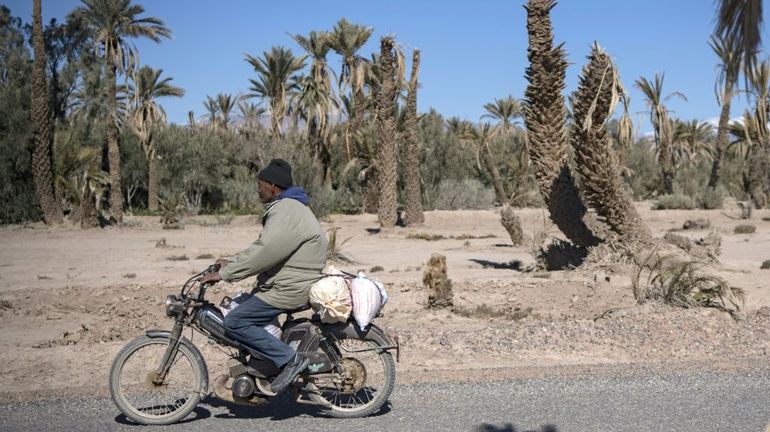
[308, 338, 396, 418]
[109, 335, 207, 425]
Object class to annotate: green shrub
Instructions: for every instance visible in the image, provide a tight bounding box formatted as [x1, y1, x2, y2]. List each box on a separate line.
[733, 225, 756, 234]
[699, 188, 724, 210]
[432, 179, 495, 210]
[653, 194, 696, 210]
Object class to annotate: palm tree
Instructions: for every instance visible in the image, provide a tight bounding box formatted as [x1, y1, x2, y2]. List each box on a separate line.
[128, 66, 184, 211]
[327, 18, 374, 154]
[290, 31, 337, 186]
[671, 119, 713, 169]
[746, 59, 769, 208]
[69, 0, 170, 223]
[523, 0, 600, 248]
[201, 95, 220, 129]
[715, 0, 764, 83]
[728, 112, 765, 211]
[482, 96, 523, 129]
[465, 123, 509, 206]
[200, 93, 238, 131]
[403, 48, 424, 225]
[375, 36, 398, 228]
[570, 43, 650, 244]
[237, 101, 266, 132]
[708, 34, 743, 188]
[31, 0, 63, 224]
[634, 73, 687, 194]
[245, 46, 306, 137]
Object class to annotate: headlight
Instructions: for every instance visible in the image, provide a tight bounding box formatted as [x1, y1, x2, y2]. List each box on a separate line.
[164, 294, 184, 317]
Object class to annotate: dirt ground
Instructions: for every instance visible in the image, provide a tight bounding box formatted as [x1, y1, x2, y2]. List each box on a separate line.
[0, 201, 769, 402]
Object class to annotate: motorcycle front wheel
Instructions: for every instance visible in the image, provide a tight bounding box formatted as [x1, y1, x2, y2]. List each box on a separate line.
[109, 335, 207, 425]
[308, 337, 396, 418]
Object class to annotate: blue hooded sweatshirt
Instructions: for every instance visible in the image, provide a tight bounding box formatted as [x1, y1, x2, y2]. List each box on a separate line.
[278, 186, 310, 206]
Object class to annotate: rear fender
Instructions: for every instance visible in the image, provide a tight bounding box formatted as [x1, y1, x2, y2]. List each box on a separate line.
[320, 322, 400, 362]
[145, 329, 210, 392]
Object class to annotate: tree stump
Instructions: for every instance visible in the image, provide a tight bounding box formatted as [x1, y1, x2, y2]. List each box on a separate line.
[500, 205, 524, 246]
[423, 253, 453, 308]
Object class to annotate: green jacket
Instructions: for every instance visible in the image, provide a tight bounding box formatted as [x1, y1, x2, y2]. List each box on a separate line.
[219, 196, 327, 309]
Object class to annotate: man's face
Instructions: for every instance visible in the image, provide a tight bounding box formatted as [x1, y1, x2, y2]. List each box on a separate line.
[257, 180, 280, 204]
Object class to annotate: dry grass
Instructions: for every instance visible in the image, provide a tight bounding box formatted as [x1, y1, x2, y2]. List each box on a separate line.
[167, 255, 189, 261]
[369, 265, 385, 273]
[453, 304, 534, 321]
[733, 224, 756, 234]
[122, 273, 136, 279]
[632, 250, 745, 317]
[196, 253, 215, 260]
[407, 233, 446, 241]
[761, 260, 770, 270]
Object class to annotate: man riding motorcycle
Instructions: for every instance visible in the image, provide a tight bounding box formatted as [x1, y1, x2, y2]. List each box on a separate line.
[199, 158, 328, 393]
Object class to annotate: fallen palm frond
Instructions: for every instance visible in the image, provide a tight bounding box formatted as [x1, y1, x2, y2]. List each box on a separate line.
[326, 227, 357, 264]
[632, 249, 745, 317]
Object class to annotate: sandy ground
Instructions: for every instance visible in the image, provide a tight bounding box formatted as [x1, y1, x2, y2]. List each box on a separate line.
[0, 202, 769, 402]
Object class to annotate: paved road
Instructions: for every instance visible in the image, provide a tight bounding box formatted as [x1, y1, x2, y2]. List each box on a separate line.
[1, 368, 769, 432]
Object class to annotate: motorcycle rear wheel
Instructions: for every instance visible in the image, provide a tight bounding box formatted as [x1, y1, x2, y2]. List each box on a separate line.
[109, 335, 206, 425]
[308, 337, 395, 418]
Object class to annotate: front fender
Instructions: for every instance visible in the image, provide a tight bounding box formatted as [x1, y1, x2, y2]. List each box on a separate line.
[145, 329, 210, 392]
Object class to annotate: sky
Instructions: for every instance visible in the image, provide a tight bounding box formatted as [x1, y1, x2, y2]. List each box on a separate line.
[5, 0, 770, 135]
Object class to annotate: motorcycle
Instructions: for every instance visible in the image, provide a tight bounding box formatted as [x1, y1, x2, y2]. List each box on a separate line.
[109, 265, 398, 425]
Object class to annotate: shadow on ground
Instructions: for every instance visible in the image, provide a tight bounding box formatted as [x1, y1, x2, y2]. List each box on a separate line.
[470, 259, 522, 270]
[115, 393, 392, 425]
[475, 423, 559, 432]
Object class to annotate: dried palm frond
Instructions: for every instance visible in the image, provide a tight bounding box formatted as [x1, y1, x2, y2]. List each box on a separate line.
[326, 227, 357, 264]
[632, 250, 745, 317]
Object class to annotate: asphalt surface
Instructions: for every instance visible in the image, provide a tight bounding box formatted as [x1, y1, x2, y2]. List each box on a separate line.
[1, 368, 769, 432]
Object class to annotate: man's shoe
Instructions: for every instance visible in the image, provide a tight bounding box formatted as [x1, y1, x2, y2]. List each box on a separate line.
[270, 353, 309, 393]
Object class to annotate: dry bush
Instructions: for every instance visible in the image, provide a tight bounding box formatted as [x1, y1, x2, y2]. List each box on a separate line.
[407, 233, 446, 241]
[196, 253, 215, 260]
[452, 234, 496, 240]
[158, 195, 186, 230]
[632, 251, 745, 317]
[423, 253, 453, 308]
[682, 218, 710, 230]
[453, 304, 533, 321]
[500, 205, 524, 246]
[326, 227, 357, 264]
[652, 194, 696, 210]
[369, 265, 385, 273]
[761, 260, 770, 270]
[733, 224, 756, 234]
[167, 255, 189, 261]
[663, 231, 721, 261]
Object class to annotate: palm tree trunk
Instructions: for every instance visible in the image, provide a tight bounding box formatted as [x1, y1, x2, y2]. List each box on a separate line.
[571, 45, 651, 244]
[376, 37, 398, 228]
[148, 153, 159, 211]
[80, 187, 99, 229]
[708, 72, 736, 189]
[481, 146, 509, 206]
[31, 0, 63, 225]
[748, 140, 768, 209]
[106, 62, 123, 223]
[523, 0, 599, 248]
[404, 49, 424, 225]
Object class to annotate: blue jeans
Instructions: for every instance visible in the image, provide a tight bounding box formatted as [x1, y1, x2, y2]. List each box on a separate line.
[223, 295, 295, 368]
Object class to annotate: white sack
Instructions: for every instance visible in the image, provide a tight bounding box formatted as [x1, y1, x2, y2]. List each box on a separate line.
[309, 265, 352, 323]
[350, 272, 385, 331]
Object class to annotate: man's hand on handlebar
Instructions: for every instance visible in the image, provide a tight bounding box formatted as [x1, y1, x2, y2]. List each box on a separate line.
[199, 270, 222, 285]
[199, 259, 229, 285]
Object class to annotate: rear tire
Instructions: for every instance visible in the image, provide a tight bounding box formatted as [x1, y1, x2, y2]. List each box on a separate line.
[109, 335, 207, 425]
[308, 338, 395, 418]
